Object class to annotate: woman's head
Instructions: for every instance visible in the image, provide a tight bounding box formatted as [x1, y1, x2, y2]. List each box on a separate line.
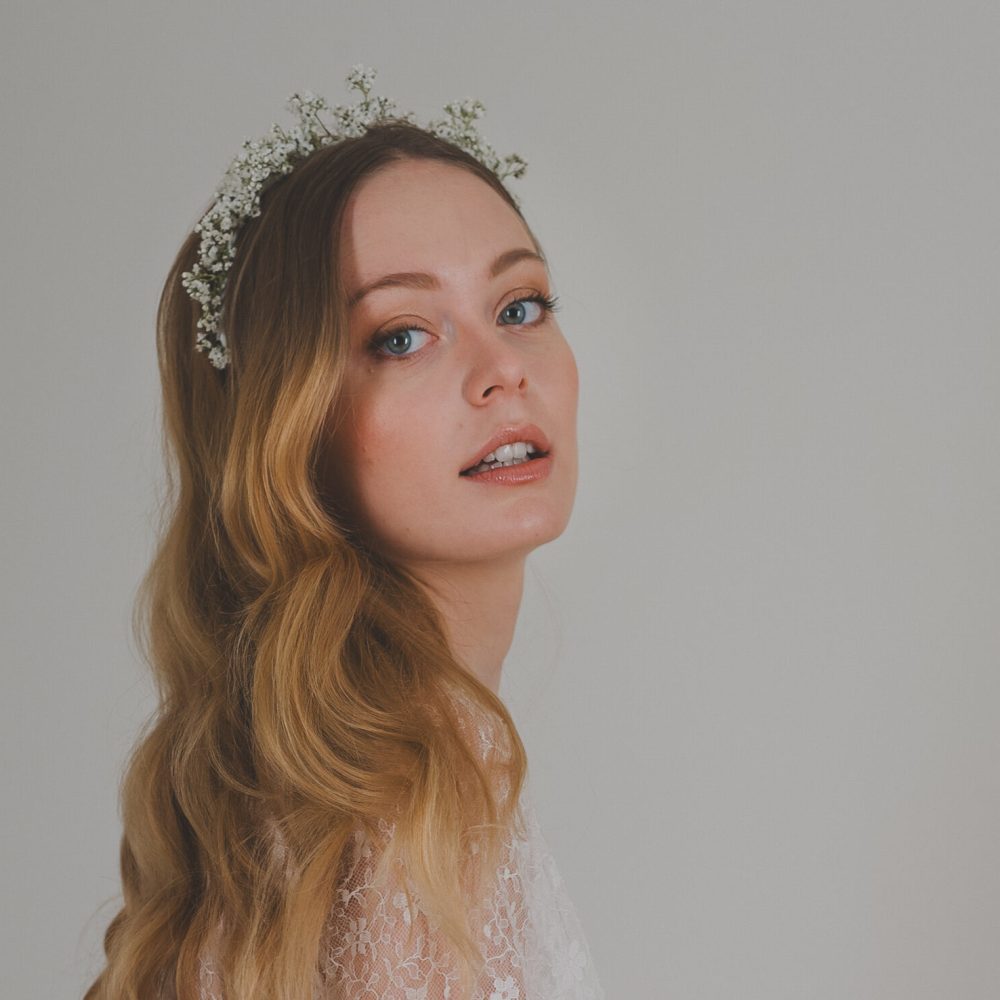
[178, 119, 576, 579]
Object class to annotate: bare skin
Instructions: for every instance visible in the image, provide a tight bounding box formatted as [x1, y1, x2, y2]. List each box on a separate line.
[327, 159, 579, 694]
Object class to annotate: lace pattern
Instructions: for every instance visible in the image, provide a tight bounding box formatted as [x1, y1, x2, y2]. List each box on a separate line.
[313, 782, 604, 1000]
[198, 689, 605, 999]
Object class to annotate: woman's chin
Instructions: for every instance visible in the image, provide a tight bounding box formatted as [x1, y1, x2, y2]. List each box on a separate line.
[401, 518, 572, 566]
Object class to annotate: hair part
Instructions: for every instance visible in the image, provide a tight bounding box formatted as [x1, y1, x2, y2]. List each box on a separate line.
[85, 120, 539, 1000]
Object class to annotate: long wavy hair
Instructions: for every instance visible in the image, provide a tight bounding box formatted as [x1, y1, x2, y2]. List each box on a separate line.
[84, 120, 540, 1000]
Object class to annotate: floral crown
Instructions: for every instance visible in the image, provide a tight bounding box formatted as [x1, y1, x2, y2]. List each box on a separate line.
[180, 64, 528, 371]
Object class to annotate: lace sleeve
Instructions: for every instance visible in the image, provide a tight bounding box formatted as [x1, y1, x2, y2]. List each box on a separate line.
[199, 688, 606, 999]
[316, 818, 529, 1000]
[196, 819, 529, 1000]
[198, 796, 605, 1000]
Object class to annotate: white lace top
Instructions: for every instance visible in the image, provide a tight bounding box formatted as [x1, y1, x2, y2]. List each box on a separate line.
[310, 778, 605, 1000]
[199, 693, 605, 1000]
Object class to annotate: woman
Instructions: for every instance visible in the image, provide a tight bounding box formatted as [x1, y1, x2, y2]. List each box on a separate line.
[85, 68, 604, 1000]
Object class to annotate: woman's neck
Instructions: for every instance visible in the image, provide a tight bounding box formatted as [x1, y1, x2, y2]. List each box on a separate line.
[407, 554, 526, 695]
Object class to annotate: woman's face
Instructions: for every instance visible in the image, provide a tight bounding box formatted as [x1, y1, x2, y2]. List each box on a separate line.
[325, 158, 578, 568]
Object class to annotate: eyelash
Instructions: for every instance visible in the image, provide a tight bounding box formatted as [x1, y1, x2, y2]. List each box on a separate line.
[367, 292, 561, 360]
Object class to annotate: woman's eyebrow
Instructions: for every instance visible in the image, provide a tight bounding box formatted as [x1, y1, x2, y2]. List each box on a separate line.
[347, 247, 546, 311]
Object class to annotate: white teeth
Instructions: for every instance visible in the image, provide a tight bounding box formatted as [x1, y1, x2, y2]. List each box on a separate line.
[474, 456, 529, 472]
[480, 441, 537, 465]
[464, 440, 543, 475]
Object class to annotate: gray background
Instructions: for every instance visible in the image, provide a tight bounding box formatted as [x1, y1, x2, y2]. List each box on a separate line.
[2, 2, 998, 998]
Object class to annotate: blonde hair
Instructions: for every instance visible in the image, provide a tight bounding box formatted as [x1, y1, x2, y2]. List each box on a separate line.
[85, 121, 543, 1000]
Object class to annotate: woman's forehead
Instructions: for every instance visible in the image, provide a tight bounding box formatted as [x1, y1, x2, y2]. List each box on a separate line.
[340, 160, 534, 281]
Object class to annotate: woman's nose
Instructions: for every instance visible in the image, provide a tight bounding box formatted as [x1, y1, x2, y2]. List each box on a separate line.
[461, 321, 528, 404]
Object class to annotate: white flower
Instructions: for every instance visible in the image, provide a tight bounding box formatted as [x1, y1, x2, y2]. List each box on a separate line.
[207, 344, 227, 369]
[344, 916, 372, 957]
[489, 975, 519, 1000]
[391, 890, 413, 926]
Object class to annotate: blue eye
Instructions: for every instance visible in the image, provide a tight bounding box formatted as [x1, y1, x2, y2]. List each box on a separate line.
[500, 293, 560, 326]
[500, 299, 537, 324]
[371, 326, 432, 358]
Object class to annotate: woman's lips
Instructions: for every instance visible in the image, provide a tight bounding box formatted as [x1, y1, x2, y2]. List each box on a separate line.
[459, 422, 551, 473]
[459, 452, 553, 484]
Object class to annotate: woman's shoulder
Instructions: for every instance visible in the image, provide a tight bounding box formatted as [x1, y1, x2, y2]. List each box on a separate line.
[318, 801, 532, 999]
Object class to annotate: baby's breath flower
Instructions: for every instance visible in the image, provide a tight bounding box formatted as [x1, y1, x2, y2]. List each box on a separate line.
[180, 65, 526, 371]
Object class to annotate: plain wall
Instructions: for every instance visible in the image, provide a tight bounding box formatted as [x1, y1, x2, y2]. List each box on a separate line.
[1, 2, 997, 998]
